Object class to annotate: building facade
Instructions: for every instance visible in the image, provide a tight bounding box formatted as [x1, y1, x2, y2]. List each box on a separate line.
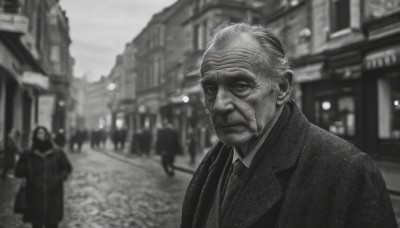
[45, 2, 73, 134]
[84, 76, 110, 131]
[0, 0, 53, 148]
[69, 76, 87, 129]
[265, 0, 400, 160]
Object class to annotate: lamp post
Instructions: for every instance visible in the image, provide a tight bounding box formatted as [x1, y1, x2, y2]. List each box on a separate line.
[107, 82, 117, 132]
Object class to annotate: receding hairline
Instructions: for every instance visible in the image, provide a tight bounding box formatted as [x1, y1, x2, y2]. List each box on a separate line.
[201, 32, 271, 77]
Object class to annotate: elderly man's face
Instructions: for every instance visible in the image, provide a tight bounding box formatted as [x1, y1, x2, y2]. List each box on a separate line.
[200, 34, 279, 146]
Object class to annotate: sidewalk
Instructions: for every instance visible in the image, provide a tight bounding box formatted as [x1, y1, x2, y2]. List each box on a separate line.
[87, 142, 400, 195]
[374, 160, 400, 196]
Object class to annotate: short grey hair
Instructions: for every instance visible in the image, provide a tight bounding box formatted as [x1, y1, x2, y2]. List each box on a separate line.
[201, 23, 290, 80]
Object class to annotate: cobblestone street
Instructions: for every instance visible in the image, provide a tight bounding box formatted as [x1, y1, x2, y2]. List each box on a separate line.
[0, 148, 191, 228]
[1, 147, 400, 227]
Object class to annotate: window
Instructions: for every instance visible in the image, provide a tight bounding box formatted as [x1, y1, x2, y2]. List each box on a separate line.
[154, 60, 159, 87]
[50, 46, 60, 62]
[193, 24, 200, 51]
[378, 76, 400, 139]
[315, 94, 355, 137]
[202, 20, 208, 49]
[160, 26, 165, 47]
[331, 0, 350, 32]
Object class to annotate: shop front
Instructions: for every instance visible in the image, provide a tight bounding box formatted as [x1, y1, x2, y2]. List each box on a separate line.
[363, 45, 400, 158]
[302, 52, 364, 150]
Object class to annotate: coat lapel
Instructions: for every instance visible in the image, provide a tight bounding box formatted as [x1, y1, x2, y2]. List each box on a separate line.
[192, 144, 232, 228]
[221, 101, 309, 228]
[221, 147, 283, 228]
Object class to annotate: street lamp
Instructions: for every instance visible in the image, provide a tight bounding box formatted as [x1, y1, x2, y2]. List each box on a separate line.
[107, 82, 116, 91]
[182, 95, 189, 103]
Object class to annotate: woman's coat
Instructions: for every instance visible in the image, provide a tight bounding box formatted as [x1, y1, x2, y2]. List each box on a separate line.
[15, 147, 72, 224]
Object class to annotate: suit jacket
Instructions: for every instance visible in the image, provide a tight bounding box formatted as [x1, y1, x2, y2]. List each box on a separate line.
[181, 101, 397, 228]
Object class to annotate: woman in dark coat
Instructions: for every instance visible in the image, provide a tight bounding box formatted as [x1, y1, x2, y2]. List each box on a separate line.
[1, 128, 20, 179]
[15, 126, 72, 228]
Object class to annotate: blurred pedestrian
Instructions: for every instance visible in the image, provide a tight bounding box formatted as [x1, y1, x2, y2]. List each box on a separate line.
[99, 129, 107, 149]
[112, 129, 119, 151]
[1, 128, 20, 180]
[187, 127, 197, 165]
[75, 128, 85, 152]
[68, 128, 76, 152]
[140, 127, 152, 156]
[156, 120, 181, 177]
[15, 126, 72, 228]
[119, 128, 127, 151]
[54, 129, 66, 149]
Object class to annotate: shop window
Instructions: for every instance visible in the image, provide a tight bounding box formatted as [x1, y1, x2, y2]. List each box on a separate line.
[378, 77, 400, 139]
[315, 95, 355, 137]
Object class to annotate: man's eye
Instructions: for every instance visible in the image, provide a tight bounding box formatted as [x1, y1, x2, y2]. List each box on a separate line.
[233, 83, 250, 92]
[203, 85, 218, 95]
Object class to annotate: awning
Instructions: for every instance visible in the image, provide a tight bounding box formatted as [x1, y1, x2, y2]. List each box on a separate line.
[0, 32, 45, 74]
[292, 63, 324, 83]
[364, 45, 400, 70]
[22, 71, 49, 91]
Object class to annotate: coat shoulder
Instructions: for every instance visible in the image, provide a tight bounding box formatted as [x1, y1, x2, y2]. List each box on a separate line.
[302, 124, 376, 177]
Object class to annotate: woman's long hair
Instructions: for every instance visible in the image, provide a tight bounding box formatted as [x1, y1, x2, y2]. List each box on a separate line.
[31, 126, 53, 152]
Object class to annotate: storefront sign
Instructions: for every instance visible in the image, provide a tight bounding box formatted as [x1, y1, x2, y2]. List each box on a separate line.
[364, 45, 400, 70]
[22, 71, 49, 90]
[0, 13, 29, 34]
[333, 65, 361, 80]
[292, 63, 324, 83]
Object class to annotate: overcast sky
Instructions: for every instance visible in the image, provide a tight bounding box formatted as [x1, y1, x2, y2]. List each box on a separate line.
[59, 0, 176, 82]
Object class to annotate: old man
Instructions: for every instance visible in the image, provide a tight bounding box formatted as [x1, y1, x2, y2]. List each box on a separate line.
[181, 23, 396, 228]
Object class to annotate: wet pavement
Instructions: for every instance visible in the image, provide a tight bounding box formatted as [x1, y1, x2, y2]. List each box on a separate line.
[0, 147, 191, 228]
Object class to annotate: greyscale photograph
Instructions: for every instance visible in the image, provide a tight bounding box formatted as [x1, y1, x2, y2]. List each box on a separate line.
[0, 0, 399, 227]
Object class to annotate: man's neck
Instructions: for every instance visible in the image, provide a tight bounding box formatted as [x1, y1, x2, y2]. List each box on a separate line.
[238, 105, 284, 156]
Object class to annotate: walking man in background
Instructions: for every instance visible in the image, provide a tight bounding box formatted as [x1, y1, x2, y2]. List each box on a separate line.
[156, 120, 181, 177]
[181, 23, 396, 228]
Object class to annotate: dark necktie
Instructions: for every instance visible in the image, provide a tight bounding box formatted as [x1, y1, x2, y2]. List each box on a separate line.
[221, 159, 246, 216]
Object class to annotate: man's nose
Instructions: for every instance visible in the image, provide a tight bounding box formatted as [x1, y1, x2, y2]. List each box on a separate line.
[213, 88, 233, 113]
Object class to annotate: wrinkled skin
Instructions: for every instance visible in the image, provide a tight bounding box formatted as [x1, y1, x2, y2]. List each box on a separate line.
[200, 33, 290, 149]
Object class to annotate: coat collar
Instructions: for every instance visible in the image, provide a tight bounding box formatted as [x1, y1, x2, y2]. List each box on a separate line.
[221, 101, 310, 228]
[33, 149, 54, 159]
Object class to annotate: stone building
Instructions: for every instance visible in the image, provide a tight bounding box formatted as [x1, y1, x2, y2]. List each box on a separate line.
[84, 76, 110, 131]
[264, 0, 400, 159]
[0, 0, 59, 148]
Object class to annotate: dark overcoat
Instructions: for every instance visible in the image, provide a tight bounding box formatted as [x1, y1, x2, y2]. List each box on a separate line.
[181, 101, 397, 228]
[15, 147, 72, 224]
[156, 128, 181, 159]
[3, 135, 19, 169]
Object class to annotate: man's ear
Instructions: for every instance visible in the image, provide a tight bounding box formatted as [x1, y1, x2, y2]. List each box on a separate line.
[276, 70, 293, 106]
